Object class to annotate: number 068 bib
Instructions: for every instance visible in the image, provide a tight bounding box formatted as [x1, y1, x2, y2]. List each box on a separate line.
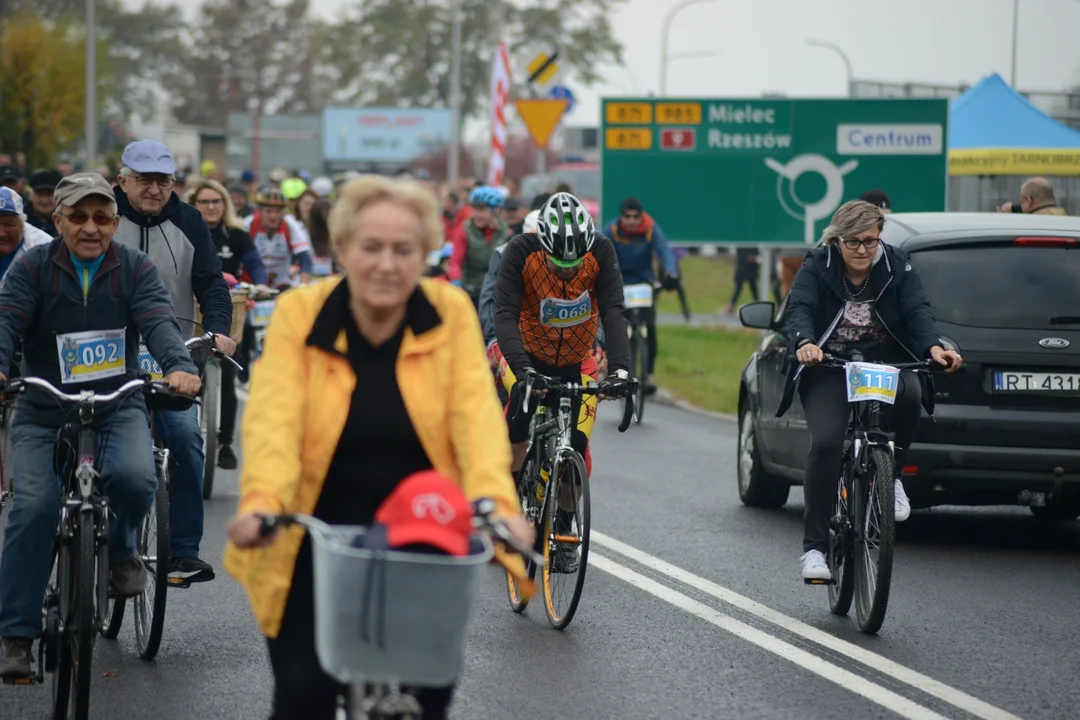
[56, 329, 127, 384]
[539, 290, 592, 328]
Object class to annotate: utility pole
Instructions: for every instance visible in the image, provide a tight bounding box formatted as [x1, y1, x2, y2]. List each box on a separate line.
[447, 0, 463, 186]
[85, 0, 98, 168]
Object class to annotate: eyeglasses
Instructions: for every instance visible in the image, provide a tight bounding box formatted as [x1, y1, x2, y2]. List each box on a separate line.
[195, 198, 224, 207]
[840, 237, 880, 251]
[132, 174, 175, 190]
[60, 210, 116, 227]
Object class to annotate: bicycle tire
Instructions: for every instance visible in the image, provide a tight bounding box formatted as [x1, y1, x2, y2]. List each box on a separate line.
[854, 447, 895, 634]
[101, 595, 125, 639]
[135, 456, 171, 659]
[633, 332, 647, 425]
[201, 362, 220, 500]
[70, 513, 96, 720]
[541, 452, 591, 630]
[51, 547, 73, 720]
[506, 458, 538, 614]
[828, 441, 855, 616]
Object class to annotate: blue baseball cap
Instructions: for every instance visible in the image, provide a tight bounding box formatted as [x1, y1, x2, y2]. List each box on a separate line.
[121, 139, 177, 175]
[240, 169, 256, 183]
[0, 187, 25, 219]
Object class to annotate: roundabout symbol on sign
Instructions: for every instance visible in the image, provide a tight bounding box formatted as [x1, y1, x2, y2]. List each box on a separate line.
[765, 154, 858, 245]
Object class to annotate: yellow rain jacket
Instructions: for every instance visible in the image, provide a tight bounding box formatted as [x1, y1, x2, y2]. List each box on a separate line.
[225, 276, 522, 638]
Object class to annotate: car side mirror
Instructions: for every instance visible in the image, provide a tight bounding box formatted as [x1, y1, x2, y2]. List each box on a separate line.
[739, 301, 776, 330]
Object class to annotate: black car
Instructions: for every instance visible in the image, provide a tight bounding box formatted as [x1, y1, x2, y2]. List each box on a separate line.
[736, 212, 1080, 518]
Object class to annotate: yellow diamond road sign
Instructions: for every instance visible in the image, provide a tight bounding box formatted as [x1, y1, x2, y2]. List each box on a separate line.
[526, 52, 559, 88]
[515, 98, 569, 149]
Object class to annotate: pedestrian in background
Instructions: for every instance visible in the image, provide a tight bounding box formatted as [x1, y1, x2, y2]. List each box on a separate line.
[725, 247, 760, 314]
[997, 177, 1067, 215]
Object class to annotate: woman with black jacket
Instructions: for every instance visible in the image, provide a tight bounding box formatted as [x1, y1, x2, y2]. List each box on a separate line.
[188, 178, 270, 470]
[778, 200, 962, 582]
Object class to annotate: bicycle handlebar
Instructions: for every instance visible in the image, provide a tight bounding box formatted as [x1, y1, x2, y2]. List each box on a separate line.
[522, 371, 637, 433]
[817, 354, 952, 373]
[0, 375, 195, 405]
[185, 331, 243, 371]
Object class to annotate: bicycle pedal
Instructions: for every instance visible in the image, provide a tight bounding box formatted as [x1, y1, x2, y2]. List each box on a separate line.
[166, 577, 193, 589]
[2, 674, 37, 685]
[804, 577, 834, 585]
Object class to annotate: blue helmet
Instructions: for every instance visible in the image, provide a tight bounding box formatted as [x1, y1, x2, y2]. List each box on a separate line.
[469, 186, 504, 209]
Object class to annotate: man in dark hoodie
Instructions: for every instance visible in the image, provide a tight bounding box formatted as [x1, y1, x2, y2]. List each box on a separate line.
[113, 139, 235, 586]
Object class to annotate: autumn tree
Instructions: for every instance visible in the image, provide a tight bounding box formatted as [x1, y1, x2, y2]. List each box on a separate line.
[0, 13, 89, 167]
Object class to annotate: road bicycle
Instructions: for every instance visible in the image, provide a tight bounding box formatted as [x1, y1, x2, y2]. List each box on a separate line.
[621, 277, 687, 425]
[810, 353, 944, 634]
[0, 376, 190, 720]
[258, 498, 540, 720]
[506, 371, 635, 629]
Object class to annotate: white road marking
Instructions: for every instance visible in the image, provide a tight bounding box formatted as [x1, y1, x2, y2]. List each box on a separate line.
[591, 553, 950, 720]
[592, 532, 1023, 720]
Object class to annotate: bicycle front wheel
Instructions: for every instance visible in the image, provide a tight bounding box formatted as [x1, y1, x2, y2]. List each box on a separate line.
[629, 331, 647, 425]
[70, 513, 96, 720]
[541, 452, 591, 630]
[135, 457, 171, 659]
[200, 362, 220, 500]
[828, 442, 855, 616]
[854, 447, 895, 634]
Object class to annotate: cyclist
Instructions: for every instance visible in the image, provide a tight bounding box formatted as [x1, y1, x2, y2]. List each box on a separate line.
[0, 187, 52, 291]
[0, 174, 200, 678]
[448, 186, 512, 306]
[493, 192, 633, 570]
[601, 197, 679, 394]
[245, 184, 313, 289]
[777, 200, 962, 581]
[114, 140, 235, 586]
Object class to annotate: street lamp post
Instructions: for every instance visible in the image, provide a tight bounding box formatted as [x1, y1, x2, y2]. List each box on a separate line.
[85, 0, 97, 168]
[447, 0, 463, 186]
[1010, 0, 1020, 86]
[805, 39, 853, 97]
[659, 0, 721, 96]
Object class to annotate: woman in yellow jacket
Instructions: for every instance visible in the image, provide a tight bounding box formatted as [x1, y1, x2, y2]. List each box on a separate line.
[224, 175, 533, 720]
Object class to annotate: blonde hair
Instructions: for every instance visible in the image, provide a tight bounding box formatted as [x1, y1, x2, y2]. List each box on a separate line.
[185, 178, 245, 231]
[819, 200, 885, 245]
[328, 175, 443, 254]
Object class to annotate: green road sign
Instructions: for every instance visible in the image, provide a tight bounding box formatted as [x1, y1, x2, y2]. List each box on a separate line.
[600, 97, 948, 245]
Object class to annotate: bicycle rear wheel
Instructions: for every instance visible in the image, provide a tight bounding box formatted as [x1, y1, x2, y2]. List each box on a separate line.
[541, 452, 591, 630]
[629, 331, 647, 425]
[828, 442, 855, 615]
[70, 513, 96, 720]
[854, 447, 895, 634]
[101, 595, 125, 639]
[200, 362, 220, 500]
[135, 455, 171, 659]
[506, 458, 538, 614]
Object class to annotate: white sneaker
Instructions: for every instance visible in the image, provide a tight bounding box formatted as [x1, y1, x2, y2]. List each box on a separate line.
[894, 479, 912, 522]
[800, 550, 830, 581]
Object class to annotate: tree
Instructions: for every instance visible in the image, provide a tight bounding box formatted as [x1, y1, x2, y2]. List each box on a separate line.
[321, 0, 626, 119]
[0, 13, 89, 167]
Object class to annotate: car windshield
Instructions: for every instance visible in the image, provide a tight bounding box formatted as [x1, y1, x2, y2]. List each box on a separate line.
[909, 242, 1080, 330]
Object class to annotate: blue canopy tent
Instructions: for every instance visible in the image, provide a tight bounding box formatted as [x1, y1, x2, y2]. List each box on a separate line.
[950, 73, 1080, 176]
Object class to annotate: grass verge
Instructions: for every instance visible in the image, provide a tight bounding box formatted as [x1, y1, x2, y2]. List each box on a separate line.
[655, 254, 760, 316]
[652, 325, 762, 415]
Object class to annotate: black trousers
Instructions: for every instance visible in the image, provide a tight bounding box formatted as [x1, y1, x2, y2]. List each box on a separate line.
[266, 540, 455, 720]
[219, 357, 238, 446]
[798, 368, 922, 553]
[730, 277, 759, 306]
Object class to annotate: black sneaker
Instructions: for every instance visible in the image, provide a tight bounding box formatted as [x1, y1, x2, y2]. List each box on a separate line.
[217, 444, 238, 470]
[168, 557, 216, 587]
[551, 546, 580, 574]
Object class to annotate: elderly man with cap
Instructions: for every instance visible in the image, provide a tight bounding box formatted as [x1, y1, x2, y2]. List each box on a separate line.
[26, 169, 62, 237]
[0, 188, 52, 292]
[0, 173, 201, 678]
[113, 139, 235, 586]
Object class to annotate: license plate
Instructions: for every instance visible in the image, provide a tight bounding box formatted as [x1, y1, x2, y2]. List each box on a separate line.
[992, 371, 1080, 394]
[845, 362, 900, 405]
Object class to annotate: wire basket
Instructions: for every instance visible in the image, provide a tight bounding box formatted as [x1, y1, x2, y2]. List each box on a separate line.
[297, 515, 492, 687]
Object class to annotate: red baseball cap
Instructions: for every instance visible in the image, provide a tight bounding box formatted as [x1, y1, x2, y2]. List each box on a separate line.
[375, 470, 473, 556]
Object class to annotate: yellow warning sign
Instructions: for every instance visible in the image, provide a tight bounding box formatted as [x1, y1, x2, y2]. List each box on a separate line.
[515, 98, 569, 148]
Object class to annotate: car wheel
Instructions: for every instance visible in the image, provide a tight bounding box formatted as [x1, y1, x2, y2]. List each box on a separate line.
[1029, 501, 1080, 521]
[737, 405, 791, 508]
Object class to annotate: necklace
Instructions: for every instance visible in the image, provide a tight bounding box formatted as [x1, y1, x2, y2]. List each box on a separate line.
[843, 273, 869, 298]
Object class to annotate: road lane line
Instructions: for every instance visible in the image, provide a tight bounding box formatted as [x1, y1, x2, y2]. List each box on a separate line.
[592, 532, 1023, 720]
[591, 553, 950, 720]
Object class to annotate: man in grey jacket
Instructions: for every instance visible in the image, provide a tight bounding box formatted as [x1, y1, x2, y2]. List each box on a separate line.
[113, 140, 235, 585]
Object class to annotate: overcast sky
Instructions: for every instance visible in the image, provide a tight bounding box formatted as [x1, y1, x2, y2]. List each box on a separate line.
[308, 0, 1080, 129]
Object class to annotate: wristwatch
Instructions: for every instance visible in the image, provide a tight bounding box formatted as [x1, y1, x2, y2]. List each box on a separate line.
[612, 369, 630, 381]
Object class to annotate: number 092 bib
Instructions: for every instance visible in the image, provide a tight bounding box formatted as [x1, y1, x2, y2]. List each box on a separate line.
[56, 329, 126, 384]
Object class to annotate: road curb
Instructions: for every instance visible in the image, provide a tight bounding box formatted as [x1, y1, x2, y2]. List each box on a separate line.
[652, 387, 738, 423]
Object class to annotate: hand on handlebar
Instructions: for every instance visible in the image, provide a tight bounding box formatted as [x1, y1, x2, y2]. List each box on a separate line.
[523, 367, 549, 397]
[796, 342, 824, 366]
[930, 346, 963, 374]
[227, 512, 276, 549]
[597, 373, 633, 400]
[214, 333, 238, 357]
[164, 371, 202, 397]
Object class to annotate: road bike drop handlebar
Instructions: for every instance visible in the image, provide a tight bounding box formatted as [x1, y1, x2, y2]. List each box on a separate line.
[520, 370, 637, 433]
[0, 375, 197, 406]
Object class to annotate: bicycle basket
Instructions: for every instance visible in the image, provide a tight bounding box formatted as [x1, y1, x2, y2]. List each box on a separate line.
[304, 519, 492, 687]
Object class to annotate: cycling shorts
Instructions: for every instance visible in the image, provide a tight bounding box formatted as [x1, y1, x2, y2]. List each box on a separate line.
[500, 356, 598, 448]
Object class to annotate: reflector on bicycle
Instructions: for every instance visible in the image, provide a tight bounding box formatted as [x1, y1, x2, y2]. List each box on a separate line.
[623, 283, 653, 309]
[251, 299, 276, 328]
[845, 362, 900, 405]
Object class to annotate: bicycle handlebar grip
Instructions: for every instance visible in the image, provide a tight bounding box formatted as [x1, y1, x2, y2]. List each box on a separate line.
[258, 514, 295, 538]
[618, 384, 636, 433]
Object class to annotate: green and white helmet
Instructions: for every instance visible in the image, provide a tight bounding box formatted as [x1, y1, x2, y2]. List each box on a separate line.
[536, 192, 595, 267]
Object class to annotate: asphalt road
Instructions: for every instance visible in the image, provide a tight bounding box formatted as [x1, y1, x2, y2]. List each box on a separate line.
[2, 399, 1079, 719]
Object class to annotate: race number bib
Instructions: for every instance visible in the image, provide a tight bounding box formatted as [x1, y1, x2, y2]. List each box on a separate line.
[540, 291, 592, 328]
[251, 299, 277, 328]
[845, 362, 900, 405]
[623, 283, 654, 309]
[311, 256, 335, 277]
[137, 345, 164, 380]
[56, 329, 126, 384]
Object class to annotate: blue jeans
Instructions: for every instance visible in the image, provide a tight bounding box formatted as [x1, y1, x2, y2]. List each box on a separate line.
[0, 406, 156, 639]
[154, 406, 204, 558]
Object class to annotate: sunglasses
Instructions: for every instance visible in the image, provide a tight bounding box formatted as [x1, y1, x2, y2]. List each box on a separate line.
[840, 237, 880, 251]
[60, 210, 117, 227]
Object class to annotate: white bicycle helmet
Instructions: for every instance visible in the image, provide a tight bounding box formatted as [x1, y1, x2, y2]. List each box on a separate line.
[535, 192, 595, 266]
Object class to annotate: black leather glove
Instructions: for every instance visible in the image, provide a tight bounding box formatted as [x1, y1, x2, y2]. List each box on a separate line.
[661, 274, 680, 291]
[598, 370, 632, 398]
